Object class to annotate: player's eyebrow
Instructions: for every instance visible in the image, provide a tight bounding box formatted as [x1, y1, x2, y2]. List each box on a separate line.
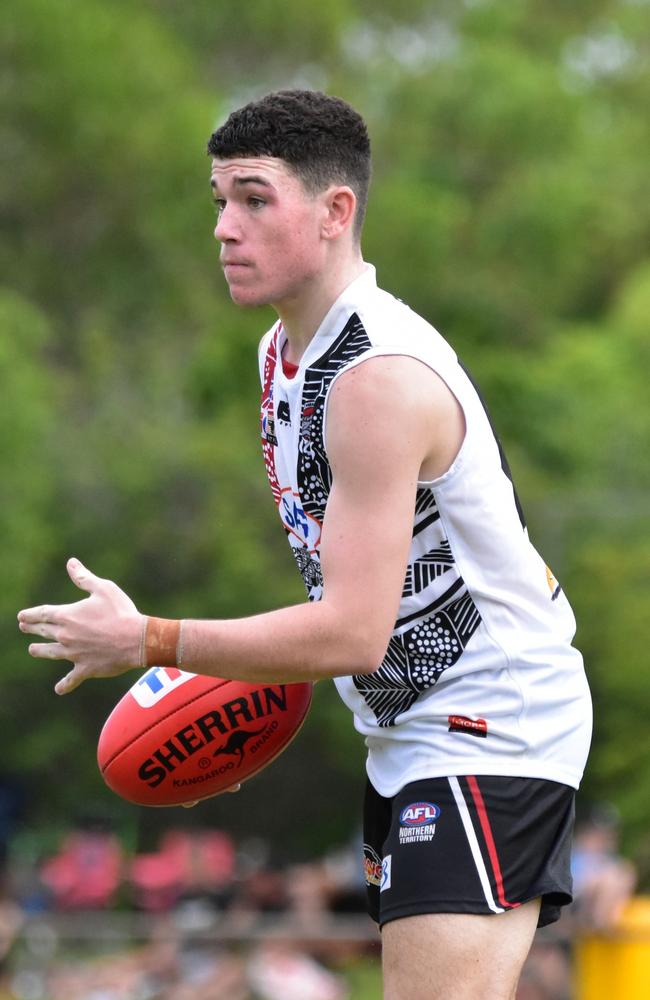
[235, 175, 274, 188]
[210, 175, 275, 193]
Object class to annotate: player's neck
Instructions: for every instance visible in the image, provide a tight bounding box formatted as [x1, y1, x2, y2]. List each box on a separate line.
[276, 251, 365, 363]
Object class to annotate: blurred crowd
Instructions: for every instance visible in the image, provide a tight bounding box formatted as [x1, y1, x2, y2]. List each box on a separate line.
[0, 815, 375, 1000]
[517, 803, 638, 1000]
[0, 802, 639, 1000]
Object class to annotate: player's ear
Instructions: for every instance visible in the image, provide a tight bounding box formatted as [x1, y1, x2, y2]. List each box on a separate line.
[321, 185, 356, 240]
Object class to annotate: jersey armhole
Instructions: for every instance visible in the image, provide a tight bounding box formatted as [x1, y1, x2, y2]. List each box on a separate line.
[321, 346, 470, 485]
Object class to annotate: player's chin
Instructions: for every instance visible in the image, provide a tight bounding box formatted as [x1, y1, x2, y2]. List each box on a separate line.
[224, 277, 267, 308]
[228, 289, 269, 309]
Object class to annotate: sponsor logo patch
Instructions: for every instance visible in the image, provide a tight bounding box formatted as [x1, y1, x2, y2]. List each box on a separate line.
[363, 844, 383, 887]
[400, 802, 440, 827]
[399, 802, 440, 845]
[262, 413, 278, 446]
[448, 715, 488, 738]
[381, 855, 392, 892]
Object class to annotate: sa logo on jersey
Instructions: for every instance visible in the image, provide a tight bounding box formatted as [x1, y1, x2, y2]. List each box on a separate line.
[131, 667, 195, 708]
[279, 487, 322, 551]
[400, 802, 441, 827]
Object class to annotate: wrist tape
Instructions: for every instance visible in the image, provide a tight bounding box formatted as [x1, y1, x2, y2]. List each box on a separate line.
[141, 617, 184, 668]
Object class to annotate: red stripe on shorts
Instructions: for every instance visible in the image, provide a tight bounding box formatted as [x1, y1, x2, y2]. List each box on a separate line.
[466, 775, 520, 910]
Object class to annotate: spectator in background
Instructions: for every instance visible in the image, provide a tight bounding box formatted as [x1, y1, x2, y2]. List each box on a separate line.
[129, 828, 235, 912]
[516, 803, 638, 999]
[570, 803, 637, 931]
[39, 815, 123, 911]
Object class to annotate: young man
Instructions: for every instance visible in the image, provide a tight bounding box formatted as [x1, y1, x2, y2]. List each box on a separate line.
[19, 90, 592, 999]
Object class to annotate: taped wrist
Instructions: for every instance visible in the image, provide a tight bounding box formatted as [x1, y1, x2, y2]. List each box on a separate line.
[141, 616, 183, 668]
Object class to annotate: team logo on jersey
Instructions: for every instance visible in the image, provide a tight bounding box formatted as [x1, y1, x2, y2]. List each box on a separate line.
[399, 802, 440, 845]
[279, 488, 322, 550]
[363, 844, 383, 887]
[546, 565, 561, 601]
[448, 715, 488, 738]
[131, 667, 195, 707]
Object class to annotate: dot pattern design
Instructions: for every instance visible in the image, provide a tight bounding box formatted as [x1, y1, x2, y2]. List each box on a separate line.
[406, 611, 461, 679]
[354, 591, 481, 727]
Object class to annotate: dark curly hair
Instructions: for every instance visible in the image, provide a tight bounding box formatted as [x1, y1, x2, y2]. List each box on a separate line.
[207, 90, 372, 240]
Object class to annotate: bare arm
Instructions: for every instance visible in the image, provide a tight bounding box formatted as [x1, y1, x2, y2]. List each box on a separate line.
[18, 356, 464, 694]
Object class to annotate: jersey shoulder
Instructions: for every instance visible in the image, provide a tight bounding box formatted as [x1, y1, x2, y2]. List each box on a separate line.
[257, 322, 282, 384]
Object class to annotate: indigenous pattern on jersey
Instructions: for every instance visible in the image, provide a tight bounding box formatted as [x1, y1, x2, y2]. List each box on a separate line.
[353, 486, 481, 727]
[261, 314, 371, 602]
[296, 315, 371, 525]
[257, 265, 592, 797]
[261, 315, 481, 727]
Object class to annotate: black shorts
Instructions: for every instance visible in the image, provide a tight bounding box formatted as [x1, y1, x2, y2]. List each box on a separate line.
[363, 775, 575, 929]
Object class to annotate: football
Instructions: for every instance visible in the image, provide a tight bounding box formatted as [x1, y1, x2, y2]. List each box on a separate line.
[97, 667, 313, 806]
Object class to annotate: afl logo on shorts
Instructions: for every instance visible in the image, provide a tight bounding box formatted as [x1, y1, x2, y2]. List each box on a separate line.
[400, 802, 441, 827]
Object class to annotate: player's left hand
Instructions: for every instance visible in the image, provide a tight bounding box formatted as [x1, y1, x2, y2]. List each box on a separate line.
[17, 558, 143, 695]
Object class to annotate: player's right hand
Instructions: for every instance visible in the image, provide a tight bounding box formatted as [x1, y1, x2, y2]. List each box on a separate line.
[17, 558, 143, 695]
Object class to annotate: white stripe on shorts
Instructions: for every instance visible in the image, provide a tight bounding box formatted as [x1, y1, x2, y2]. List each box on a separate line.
[447, 776, 505, 915]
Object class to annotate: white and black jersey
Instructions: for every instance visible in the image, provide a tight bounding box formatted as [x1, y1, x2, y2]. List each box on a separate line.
[258, 266, 592, 797]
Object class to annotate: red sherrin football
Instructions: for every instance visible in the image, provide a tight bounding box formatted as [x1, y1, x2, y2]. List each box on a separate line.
[97, 667, 313, 806]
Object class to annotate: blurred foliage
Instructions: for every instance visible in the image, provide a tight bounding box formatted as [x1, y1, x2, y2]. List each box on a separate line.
[1, 0, 649, 868]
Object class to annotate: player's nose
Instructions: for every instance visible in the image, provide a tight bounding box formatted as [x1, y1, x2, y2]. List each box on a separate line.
[214, 204, 239, 242]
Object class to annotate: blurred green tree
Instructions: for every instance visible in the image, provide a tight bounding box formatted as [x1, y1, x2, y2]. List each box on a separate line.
[1, 0, 649, 863]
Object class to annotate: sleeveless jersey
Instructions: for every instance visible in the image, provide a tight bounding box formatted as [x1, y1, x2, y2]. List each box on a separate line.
[257, 266, 592, 796]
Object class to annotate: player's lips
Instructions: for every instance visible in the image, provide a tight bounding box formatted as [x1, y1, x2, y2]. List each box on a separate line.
[221, 259, 251, 271]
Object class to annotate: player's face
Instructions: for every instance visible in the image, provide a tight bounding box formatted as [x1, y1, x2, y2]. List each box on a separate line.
[211, 156, 329, 310]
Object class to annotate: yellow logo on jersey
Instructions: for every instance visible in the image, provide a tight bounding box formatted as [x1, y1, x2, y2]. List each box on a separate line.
[546, 565, 561, 601]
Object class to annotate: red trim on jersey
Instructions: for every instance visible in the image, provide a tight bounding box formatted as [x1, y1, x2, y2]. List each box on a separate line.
[466, 775, 520, 910]
[282, 357, 298, 379]
[260, 327, 282, 506]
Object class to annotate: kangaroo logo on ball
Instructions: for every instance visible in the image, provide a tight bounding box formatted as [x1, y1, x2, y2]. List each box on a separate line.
[212, 728, 266, 766]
